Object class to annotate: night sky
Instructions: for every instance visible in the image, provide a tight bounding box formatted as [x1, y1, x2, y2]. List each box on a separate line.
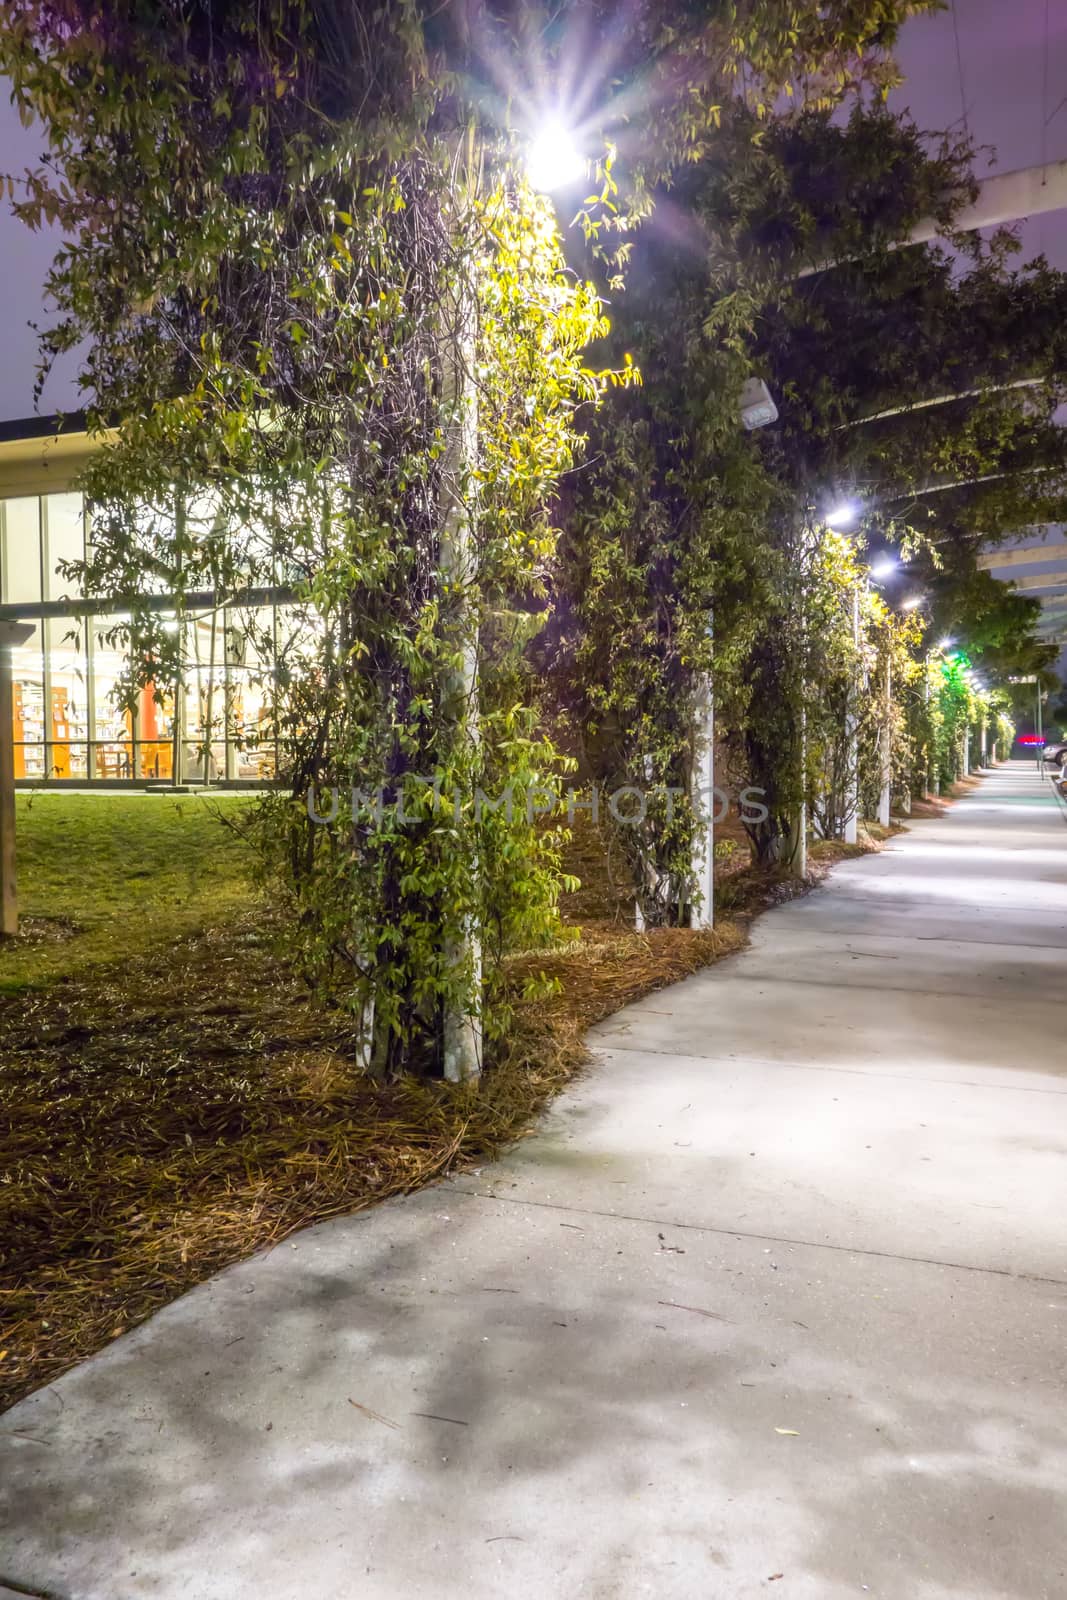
[1, 0, 1067, 421]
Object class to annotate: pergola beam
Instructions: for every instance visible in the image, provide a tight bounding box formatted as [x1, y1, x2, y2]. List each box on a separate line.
[1004, 575, 1067, 594]
[837, 376, 1043, 430]
[800, 159, 1067, 277]
[908, 160, 1067, 245]
[0, 587, 297, 624]
[978, 541, 1067, 570]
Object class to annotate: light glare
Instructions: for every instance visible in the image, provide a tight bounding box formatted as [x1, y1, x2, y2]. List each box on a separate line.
[825, 501, 859, 529]
[900, 594, 923, 611]
[869, 555, 898, 579]
[527, 118, 586, 193]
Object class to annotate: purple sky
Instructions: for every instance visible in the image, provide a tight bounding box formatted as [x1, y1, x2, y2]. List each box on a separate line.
[2, 0, 1067, 422]
[892, 0, 1067, 263]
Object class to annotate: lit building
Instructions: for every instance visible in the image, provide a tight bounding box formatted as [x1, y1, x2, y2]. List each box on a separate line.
[0, 416, 282, 785]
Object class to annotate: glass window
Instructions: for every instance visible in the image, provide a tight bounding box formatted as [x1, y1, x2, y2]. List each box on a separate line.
[227, 606, 276, 779]
[137, 682, 175, 780]
[3, 491, 293, 787]
[46, 616, 89, 779]
[43, 492, 85, 600]
[1, 497, 42, 603]
[88, 496, 171, 596]
[91, 618, 134, 779]
[183, 611, 226, 781]
[11, 623, 46, 780]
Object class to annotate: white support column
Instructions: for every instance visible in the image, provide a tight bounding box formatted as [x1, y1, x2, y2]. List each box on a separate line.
[440, 152, 482, 1083]
[924, 657, 933, 796]
[689, 672, 715, 930]
[171, 495, 186, 788]
[791, 533, 810, 880]
[844, 585, 860, 843]
[794, 699, 808, 878]
[878, 652, 892, 828]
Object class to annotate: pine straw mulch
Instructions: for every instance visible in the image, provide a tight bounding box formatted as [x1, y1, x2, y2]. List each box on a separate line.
[0, 905, 747, 1413]
[908, 775, 983, 818]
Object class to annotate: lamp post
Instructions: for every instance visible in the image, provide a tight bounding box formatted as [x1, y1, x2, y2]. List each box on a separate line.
[1036, 679, 1044, 766]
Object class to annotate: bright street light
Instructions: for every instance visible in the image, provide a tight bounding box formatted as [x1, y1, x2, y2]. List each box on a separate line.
[900, 594, 923, 611]
[527, 117, 586, 193]
[939, 635, 954, 649]
[825, 501, 859, 530]
[869, 555, 898, 580]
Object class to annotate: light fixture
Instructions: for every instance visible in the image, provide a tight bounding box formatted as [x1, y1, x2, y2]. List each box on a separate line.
[825, 501, 859, 530]
[869, 555, 898, 580]
[527, 117, 586, 193]
[739, 377, 778, 431]
[900, 594, 923, 611]
[939, 635, 954, 649]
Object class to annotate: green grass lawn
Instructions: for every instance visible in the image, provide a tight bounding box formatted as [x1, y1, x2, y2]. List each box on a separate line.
[1, 793, 257, 990]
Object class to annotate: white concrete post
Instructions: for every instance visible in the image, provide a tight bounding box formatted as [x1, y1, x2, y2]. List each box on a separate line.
[689, 671, 715, 929]
[794, 699, 808, 878]
[878, 651, 892, 828]
[439, 132, 482, 1082]
[790, 528, 810, 880]
[844, 584, 860, 843]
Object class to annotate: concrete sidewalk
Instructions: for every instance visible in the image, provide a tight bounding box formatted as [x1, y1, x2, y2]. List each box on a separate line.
[2, 762, 1066, 1600]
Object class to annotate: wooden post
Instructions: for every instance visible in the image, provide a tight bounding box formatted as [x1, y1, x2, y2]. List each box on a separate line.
[0, 621, 36, 937]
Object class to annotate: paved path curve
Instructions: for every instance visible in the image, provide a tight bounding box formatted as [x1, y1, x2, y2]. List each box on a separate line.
[2, 762, 1066, 1600]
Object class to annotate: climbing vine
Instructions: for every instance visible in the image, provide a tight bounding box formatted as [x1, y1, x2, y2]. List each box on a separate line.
[550, 98, 1067, 909]
[1, 2, 612, 1074]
